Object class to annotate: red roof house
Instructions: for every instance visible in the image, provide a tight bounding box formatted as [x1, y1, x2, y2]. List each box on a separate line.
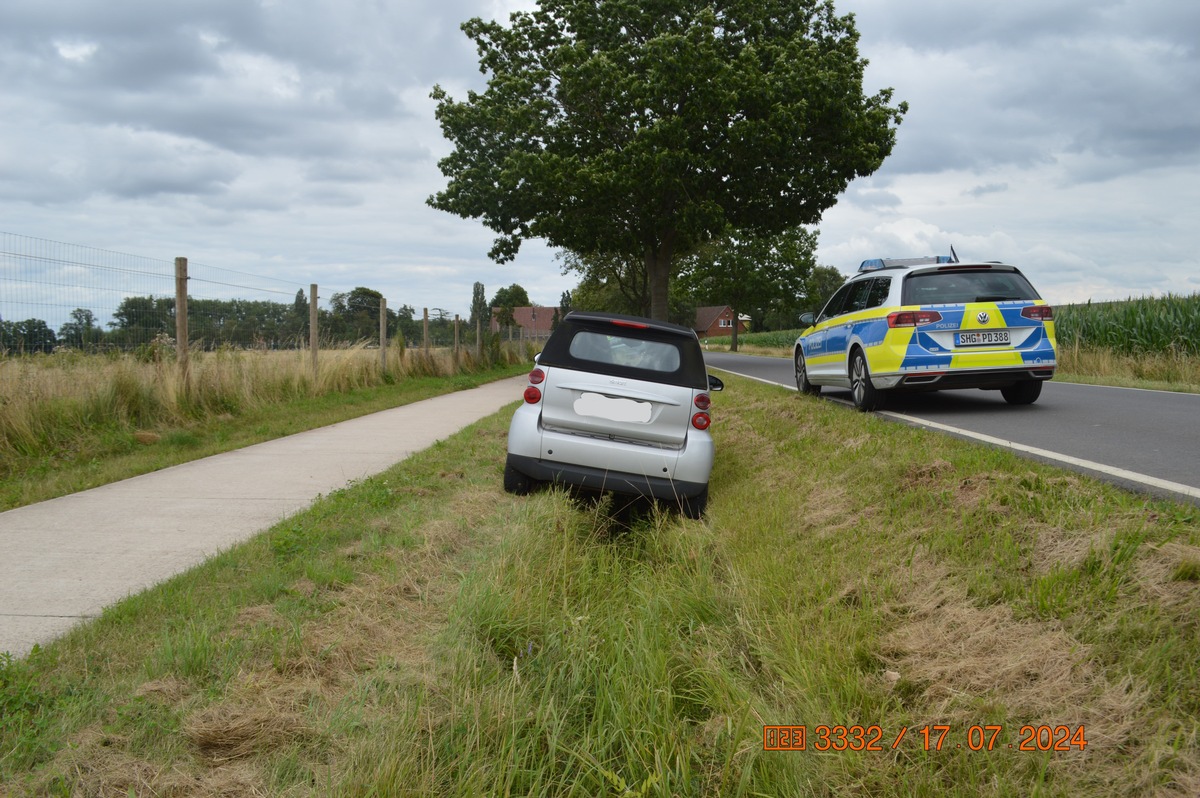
[489, 306, 554, 339]
[694, 306, 748, 339]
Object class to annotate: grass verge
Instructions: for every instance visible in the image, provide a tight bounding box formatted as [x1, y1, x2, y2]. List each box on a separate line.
[1, 375, 1197, 796]
[0, 349, 529, 510]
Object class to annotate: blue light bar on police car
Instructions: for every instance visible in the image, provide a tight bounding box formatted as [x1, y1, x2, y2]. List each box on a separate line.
[858, 256, 955, 273]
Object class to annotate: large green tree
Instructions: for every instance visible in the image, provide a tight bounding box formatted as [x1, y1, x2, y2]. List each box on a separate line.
[57, 308, 103, 349]
[676, 227, 816, 351]
[429, 0, 906, 320]
[489, 283, 530, 329]
[468, 282, 489, 332]
[329, 287, 394, 343]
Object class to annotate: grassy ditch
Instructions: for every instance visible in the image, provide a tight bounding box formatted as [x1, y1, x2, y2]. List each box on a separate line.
[0, 345, 531, 509]
[2, 375, 1198, 796]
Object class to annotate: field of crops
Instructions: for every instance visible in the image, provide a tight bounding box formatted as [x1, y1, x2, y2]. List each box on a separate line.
[700, 328, 802, 350]
[1055, 294, 1200, 356]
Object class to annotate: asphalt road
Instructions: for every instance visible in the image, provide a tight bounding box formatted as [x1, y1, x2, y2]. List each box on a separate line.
[703, 350, 1200, 507]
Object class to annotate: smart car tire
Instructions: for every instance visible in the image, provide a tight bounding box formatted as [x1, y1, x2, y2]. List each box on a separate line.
[678, 486, 708, 520]
[503, 463, 535, 495]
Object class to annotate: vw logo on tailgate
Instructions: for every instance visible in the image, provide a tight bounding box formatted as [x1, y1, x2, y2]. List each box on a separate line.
[976, 311, 990, 324]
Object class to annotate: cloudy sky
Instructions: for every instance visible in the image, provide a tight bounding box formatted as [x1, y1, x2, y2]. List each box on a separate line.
[1, 0, 1197, 328]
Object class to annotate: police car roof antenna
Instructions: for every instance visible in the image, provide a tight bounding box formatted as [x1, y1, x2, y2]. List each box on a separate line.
[950, 245, 960, 263]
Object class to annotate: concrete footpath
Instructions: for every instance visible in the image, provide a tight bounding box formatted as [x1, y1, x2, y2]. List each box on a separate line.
[0, 375, 525, 659]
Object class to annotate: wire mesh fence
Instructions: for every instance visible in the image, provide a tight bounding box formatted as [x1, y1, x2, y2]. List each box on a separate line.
[0, 232, 484, 355]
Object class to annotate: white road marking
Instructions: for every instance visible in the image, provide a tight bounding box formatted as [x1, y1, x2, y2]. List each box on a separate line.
[708, 365, 1200, 502]
[877, 410, 1200, 500]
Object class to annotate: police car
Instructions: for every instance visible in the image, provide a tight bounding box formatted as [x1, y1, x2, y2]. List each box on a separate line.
[794, 256, 1057, 410]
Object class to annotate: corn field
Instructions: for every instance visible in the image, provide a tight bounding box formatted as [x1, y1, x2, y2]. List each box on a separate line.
[1055, 294, 1200, 356]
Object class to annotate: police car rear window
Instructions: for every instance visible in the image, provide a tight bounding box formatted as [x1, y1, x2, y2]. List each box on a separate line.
[902, 270, 1040, 305]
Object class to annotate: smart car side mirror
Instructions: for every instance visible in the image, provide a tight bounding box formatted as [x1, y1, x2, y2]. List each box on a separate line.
[708, 375, 724, 392]
[799, 312, 815, 327]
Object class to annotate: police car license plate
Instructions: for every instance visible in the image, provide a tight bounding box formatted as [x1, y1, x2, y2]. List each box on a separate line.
[957, 330, 1011, 347]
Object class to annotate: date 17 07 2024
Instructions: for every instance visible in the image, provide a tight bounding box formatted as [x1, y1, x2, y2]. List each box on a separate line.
[763, 724, 1088, 752]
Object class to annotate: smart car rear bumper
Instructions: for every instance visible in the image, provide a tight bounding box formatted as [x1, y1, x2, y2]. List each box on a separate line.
[505, 453, 708, 501]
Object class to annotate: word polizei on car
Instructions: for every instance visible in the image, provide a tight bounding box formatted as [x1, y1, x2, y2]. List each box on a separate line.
[794, 255, 1057, 410]
[504, 311, 724, 518]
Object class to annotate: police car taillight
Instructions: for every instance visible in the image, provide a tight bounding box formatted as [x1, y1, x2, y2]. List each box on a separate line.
[694, 393, 711, 411]
[691, 412, 711, 431]
[887, 310, 942, 327]
[523, 386, 542, 403]
[528, 367, 545, 384]
[1022, 306, 1054, 321]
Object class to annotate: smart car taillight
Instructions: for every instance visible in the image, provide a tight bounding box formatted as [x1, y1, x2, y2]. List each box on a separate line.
[1022, 305, 1054, 321]
[528, 368, 545, 384]
[523, 386, 542, 404]
[694, 393, 711, 411]
[887, 310, 942, 327]
[691, 412, 711, 430]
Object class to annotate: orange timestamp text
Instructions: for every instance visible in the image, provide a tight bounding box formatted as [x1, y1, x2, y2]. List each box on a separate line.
[763, 724, 1088, 752]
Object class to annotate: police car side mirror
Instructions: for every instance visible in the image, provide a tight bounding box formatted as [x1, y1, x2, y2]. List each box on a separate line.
[799, 312, 815, 327]
[708, 375, 724, 392]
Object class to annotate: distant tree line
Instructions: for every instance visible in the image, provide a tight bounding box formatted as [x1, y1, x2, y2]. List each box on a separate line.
[0, 288, 454, 354]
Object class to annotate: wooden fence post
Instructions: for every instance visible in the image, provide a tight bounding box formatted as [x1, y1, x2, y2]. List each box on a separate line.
[454, 314, 460, 356]
[423, 307, 430, 352]
[380, 296, 387, 373]
[310, 283, 318, 383]
[174, 257, 189, 390]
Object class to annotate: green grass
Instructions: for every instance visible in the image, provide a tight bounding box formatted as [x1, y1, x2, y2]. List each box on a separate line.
[2, 375, 1198, 795]
[0, 356, 530, 509]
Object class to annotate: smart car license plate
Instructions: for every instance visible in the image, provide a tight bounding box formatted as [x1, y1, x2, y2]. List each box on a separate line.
[574, 392, 653, 424]
[957, 330, 1011, 347]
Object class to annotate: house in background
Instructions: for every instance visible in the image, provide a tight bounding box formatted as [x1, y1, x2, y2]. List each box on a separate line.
[693, 306, 748, 339]
[490, 306, 554, 340]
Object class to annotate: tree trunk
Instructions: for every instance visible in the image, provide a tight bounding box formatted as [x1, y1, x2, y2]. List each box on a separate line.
[730, 306, 739, 352]
[645, 234, 676, 322]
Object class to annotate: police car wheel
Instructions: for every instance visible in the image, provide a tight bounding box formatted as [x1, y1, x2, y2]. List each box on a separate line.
[795, 350, 821, 396]
[849, 350, 885, 412]
[1001, 380, 1042, 405]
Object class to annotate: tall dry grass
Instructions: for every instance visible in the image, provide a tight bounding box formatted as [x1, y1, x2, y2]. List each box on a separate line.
[1056, 342, 1200, 391]
[0, 341, 531, 461]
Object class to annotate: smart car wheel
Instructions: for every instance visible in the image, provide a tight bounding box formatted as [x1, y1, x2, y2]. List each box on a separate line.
[679, 486, 709, 520]
[503, 464, 535, 495]
[795, 349, 821, 396]
[1001, 380, 1043, 405]
[849, 349, 885, 412]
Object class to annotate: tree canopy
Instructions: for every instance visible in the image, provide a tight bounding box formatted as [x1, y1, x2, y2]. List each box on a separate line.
[429, 0, 906, 320]
[489, 283, 530, 329]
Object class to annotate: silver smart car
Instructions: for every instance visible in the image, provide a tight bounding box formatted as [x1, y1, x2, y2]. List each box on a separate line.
[504, 311, 723, 518]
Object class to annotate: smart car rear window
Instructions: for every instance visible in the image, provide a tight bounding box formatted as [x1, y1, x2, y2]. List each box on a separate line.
[569, 331, 682, 372]
[902, 270, 1040, 305]
[539, 318, 708, 389]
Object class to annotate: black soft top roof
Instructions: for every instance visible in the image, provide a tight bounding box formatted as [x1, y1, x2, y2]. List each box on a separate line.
[540, 311, 707, 389]
[562, 311, 699, 339]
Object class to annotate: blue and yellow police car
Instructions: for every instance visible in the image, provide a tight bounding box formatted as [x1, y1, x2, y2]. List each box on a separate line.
[794, 256, 1057, 410]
